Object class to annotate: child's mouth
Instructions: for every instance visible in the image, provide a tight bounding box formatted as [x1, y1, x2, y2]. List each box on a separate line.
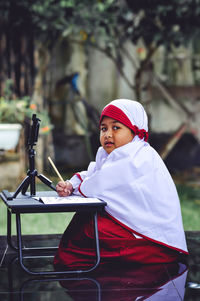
[105, 141, 114, 146]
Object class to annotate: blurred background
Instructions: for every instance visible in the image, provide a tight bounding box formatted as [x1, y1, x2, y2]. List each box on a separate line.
[0, 0, 200, 232]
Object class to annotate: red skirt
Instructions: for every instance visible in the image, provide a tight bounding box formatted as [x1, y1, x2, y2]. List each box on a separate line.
[54, 211, 180, 269]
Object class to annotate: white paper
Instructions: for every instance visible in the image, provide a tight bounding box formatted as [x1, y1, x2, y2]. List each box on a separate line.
[40, 195, 102, 205]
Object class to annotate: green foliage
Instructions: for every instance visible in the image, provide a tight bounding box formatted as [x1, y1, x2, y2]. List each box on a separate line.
[0, 96, 31, 124]
[2, 0, 200, 96]
[0, 80, 53, 134]
[0, 0, 121, 42]
[2, 0, 200, 51]
[126, 0, 200, 47]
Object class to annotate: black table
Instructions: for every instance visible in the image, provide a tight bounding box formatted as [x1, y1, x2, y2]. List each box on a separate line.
[0, 190, 106, 276]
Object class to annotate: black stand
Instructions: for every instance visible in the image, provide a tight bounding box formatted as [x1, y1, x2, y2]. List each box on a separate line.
[3, 114, 56, 200]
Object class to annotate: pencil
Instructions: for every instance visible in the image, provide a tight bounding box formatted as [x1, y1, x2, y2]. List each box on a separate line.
[48, 156, 65, 182]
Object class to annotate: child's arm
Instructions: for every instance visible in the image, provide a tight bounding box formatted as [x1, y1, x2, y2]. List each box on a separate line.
[56, 161, 97, 197]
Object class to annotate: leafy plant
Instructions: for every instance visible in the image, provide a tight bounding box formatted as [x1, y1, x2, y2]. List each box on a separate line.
[0, 80, 53, 134]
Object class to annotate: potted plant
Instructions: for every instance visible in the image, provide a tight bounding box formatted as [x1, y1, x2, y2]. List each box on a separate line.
[0, 80, 52, 150]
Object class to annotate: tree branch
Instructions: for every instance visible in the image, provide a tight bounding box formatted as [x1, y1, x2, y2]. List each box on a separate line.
[120, 45, 139, 70]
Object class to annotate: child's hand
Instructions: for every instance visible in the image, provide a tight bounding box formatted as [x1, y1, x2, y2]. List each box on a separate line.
[56, 181, 73, 197]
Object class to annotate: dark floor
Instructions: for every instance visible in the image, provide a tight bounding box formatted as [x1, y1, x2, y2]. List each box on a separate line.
[0, 232, 199, 301]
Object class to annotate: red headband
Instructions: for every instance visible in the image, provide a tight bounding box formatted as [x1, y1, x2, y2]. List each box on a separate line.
[100, 104, 148, 142]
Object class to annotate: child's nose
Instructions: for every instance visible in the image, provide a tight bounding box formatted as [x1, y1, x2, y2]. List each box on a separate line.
[106, 128, 112, 138]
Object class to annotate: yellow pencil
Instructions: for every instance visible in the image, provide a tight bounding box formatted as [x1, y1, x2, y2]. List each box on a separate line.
[48, 156, 65, 182]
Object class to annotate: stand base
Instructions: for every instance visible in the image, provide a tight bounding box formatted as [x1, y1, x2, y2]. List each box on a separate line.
[2, 174, 56, 201]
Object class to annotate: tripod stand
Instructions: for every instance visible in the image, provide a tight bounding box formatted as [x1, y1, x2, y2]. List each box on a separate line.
[3, 114, 56, 200]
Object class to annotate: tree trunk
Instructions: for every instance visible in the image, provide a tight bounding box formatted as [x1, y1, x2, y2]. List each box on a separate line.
[31, 42, 53, 172]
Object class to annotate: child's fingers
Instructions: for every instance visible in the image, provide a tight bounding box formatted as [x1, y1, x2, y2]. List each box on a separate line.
[56, 181, 73, 196]
[57, 181, 66, 187]
[56, 181, 68, 190]
[57, 189, 71, 197]
[56, 184, 64, 191]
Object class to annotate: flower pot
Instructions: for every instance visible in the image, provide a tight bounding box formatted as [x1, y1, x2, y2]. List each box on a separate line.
[0, 124, 22, 150]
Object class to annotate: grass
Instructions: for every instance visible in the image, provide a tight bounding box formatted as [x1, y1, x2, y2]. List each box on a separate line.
[177, 184, 200, 231]
[0, 182, 200, 235]
[0, 205, 74, 235]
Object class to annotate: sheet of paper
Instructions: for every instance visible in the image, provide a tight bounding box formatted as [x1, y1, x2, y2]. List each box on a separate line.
[40, 195, 102, 204]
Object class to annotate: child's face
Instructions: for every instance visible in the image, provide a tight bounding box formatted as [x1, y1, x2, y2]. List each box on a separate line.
[100, 117, 134, 154]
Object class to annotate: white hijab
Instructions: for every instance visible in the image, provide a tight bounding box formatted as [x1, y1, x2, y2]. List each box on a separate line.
[70, 99, 188, 254]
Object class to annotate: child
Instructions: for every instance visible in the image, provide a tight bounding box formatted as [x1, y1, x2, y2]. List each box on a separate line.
[54, 99, 188, 269]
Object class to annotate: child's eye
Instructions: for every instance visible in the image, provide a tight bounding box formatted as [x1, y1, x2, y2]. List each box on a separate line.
[100, 127, 107, 132]
[113, 126, 120, 130]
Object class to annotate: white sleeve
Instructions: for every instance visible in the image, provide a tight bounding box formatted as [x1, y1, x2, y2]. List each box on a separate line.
[69, 161, 97, 195]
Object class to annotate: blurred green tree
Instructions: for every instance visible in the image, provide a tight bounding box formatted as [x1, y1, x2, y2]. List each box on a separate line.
[1, 0, 200, 127]
[2, 0, 200, 161]
[1, 0, 200, 99]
